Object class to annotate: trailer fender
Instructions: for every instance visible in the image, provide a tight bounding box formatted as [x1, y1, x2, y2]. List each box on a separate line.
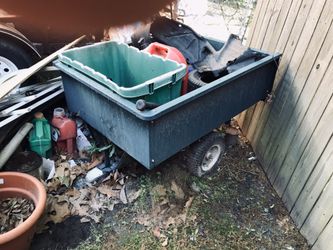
[0, 22, 40, 58]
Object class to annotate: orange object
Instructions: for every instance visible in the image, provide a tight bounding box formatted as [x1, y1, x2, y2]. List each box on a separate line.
[145, 42, 189, 95]
[0, 172, 47, 250]
[51, 108, 77, 154]
[0, 0, 173, 39]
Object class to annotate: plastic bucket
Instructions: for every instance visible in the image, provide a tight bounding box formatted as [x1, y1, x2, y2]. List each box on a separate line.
[57, 41, 186, 104]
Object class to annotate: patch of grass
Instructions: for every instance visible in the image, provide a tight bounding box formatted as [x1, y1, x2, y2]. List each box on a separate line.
[112, 230, 161, 250]
[75, 224, 108, 250]
[137, 175, 154, 211]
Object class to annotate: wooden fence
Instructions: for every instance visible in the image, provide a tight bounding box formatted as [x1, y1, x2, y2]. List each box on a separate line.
[238, 0, 333, 248]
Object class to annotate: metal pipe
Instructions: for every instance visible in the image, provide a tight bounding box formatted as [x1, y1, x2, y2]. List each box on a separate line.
[0, 122, 33, 169]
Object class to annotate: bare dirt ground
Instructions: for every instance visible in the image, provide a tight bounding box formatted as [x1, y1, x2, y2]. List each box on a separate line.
[31, 134, 308, 250]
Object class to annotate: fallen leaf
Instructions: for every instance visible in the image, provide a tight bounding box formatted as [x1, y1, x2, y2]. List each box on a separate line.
[55, 165, 66, 178]
[73, 204, 90, 217]
[171, 181, 185, 200]
[118, 177, 125, 186]
[161, 237, 168, 247]
[153, 227, 161, 238]
[113, 170, 119, 181]
[126, 188, 141, 203]
[80, 217, 90, 223]
[185, 197, 194, 209]
[97, 185, 119, 198]
[54, 195, 68, 203]
[66, 188, 80, 198]
[90, 199, 103, 212]
[102, 174, 112, 183]
[225, 127, 240, 135]
[120, 185, 128, 204]
[137, 215, 151, 227]
[152, 184, 167, 197]
[164, 217, 176, 228]
[89, 214, 101, 223]
[49, 200, 71, 224]
[107, 203, 115, 212]
[86, 154, 104, 171]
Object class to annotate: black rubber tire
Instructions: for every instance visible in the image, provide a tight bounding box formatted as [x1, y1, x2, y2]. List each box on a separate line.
[188, 70, 207, 91]
[0, 37, 39, 72]
[184, 132, 226, 177]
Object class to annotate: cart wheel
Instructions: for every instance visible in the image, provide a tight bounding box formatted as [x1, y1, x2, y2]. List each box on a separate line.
[185, 132, 225, 177]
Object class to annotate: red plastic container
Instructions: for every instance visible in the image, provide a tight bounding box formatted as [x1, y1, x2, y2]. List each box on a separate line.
[144, 42, 189, 95]
[51, 108, 77, 154]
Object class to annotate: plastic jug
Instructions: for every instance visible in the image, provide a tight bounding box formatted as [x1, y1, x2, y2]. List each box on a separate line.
[51, 108, 77, 154]
[29, 112, 52, 157]
[144, 42, 189, 95]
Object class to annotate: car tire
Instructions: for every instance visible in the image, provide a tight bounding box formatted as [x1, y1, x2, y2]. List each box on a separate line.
[0, 37, 39, 79]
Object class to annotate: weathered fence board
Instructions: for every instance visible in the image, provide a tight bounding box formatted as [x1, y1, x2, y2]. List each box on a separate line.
[240, 0, 333, 248]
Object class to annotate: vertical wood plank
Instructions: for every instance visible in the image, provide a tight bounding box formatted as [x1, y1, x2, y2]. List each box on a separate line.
[301, 167, 333, 245]
[253, 0, 278, 48]
[246, 0, 264, 46]
[291, 136, 333, 228]
[248, 0, 270, 46]
[311, 217, 333, 249]
[282, 95, 333, 210]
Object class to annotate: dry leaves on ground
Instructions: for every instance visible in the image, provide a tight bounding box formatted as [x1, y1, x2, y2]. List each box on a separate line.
[40, 156, 136, 229]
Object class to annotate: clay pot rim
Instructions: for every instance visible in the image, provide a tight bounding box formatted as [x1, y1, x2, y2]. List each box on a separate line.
[0, 172, 47, 244]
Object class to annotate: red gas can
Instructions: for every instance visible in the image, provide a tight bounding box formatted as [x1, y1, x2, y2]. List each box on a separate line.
[144, 42, 189, 95]
[51, 108, 77, 154]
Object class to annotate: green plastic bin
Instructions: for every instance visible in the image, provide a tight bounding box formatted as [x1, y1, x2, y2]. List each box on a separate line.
[58, 41, 187, 104]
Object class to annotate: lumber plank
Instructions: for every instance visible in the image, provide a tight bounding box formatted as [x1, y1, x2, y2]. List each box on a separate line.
[241, 104, 256, 136]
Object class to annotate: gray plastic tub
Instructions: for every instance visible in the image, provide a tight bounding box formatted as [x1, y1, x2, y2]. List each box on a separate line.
[55, 39, 280, 169]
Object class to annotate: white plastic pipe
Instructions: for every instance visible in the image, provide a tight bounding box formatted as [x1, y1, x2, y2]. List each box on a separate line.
[0, 122, 33, 169]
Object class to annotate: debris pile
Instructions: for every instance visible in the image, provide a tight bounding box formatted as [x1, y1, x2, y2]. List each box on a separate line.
[39, 155, 138, 229]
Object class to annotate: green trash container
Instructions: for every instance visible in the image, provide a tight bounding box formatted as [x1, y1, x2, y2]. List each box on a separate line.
[58, 41, 187, 104]
[29, 113, 52, 158]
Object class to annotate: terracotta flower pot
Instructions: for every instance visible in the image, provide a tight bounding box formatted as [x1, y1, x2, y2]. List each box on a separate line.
[0, 172, 47, 250]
